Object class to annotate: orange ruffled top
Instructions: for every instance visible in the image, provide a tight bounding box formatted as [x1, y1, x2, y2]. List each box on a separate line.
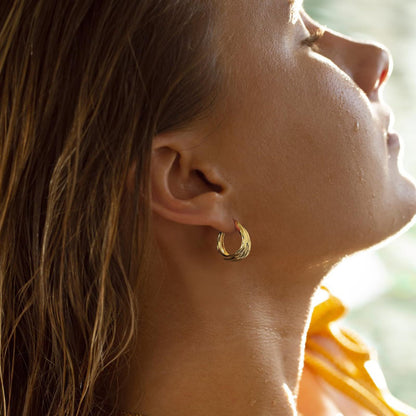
[304, 286, 416, 416]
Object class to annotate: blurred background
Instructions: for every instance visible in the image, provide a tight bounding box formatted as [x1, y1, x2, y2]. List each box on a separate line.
[305, 0, 416, 406]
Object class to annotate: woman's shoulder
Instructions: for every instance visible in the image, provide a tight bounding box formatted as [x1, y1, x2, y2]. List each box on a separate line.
[301, 286, 416, 416]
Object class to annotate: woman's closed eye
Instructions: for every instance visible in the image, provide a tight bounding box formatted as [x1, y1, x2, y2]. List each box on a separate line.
[301, 27, 326, 51]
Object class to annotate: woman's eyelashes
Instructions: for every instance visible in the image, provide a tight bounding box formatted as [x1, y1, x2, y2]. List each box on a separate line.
[301, 26, 325, 51]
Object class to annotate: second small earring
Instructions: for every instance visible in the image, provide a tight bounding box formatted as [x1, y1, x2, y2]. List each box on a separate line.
[217, 219, 251, 261]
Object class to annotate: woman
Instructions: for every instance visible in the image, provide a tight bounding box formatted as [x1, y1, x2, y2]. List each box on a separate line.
[1, 0, 415, 415]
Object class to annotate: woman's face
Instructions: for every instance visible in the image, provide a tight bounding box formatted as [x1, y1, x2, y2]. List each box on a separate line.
[208, 0, 416, 266]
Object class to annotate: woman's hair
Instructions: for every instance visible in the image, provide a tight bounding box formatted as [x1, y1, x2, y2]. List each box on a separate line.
[0, 1, 221, 414]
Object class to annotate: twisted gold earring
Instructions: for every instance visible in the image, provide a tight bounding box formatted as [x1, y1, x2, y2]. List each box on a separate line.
[217, 219, 251, 261]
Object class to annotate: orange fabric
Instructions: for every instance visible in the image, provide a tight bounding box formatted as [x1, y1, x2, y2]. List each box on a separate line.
[304, 286, 416, 416]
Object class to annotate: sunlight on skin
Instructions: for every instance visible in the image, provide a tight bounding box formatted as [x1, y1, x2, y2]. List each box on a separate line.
[282, 383, 297, 410]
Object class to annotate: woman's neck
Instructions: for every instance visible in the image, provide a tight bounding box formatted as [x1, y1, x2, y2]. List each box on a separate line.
[117, 248, 335, 416]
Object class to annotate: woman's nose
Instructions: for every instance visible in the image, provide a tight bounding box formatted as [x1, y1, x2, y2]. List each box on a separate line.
[320, 30, 392, 99]
[347, 41, 392, 98]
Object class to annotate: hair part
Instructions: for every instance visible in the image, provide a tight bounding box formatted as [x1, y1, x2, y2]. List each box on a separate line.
[0, 1, 221, 414]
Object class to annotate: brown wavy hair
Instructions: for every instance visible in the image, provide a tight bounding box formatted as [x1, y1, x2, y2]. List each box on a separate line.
[0, 1, 221, 415]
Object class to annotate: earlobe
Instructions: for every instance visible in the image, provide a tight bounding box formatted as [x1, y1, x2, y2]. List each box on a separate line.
[149, 132, 235, 233]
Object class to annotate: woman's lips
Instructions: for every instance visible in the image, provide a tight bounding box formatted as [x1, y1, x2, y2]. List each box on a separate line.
[387, 131, 400, 148]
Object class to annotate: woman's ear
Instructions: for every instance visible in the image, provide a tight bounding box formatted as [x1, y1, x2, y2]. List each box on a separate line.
[128, 130, 236, 233]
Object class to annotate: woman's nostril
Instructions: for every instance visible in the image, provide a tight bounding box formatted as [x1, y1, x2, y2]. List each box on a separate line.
[374, 68, 389, 90]
[371, 47, 392, 92]
[380, 68, 388, 85]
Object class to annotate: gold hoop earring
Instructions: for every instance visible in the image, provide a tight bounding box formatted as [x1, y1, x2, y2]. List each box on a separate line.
[217, 219, 251, 261]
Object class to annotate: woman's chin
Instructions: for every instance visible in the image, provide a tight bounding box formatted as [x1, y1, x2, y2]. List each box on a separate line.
[394, 171, 416, 223]
[339, 178, 416, 256]
[370, 176, 416, 249]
